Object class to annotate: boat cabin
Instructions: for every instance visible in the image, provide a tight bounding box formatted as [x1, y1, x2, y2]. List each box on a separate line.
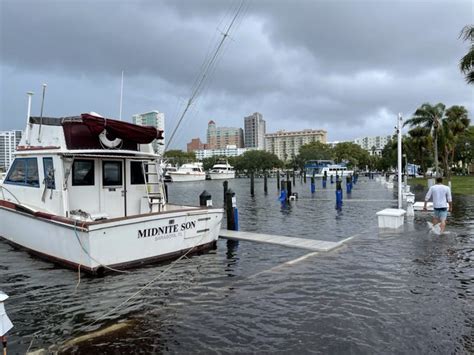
[1, 114, 167, 220]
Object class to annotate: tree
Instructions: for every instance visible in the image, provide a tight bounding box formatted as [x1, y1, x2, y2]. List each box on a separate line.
[459, 25, 474, 84]
[454, 126, 474, 174]
[294, 141, 333, 171]
[440, 106, 470, 177]
[405, 126, 432, 176]
[404, 103, 446, 177]
[332, 142, 370, 169]
[163, 150, 196, 166]
[233, 150, 283, 173]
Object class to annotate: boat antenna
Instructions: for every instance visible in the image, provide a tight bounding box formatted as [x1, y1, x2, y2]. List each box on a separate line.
[165, 0, 245, 151]
[119, 70, 124, 120]
[38, 83, 47, 142]
[25, 91, 34, 145]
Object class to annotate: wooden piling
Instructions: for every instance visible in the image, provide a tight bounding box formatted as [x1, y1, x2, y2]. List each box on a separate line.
[264, 173, 268, 194]
[223, 180, 228, 203]
[225, 189, 236, 230]
[250, 171, 255, 196]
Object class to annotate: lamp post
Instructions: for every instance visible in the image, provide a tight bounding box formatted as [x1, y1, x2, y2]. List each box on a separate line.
[397, 113, 403, 209]
[403, 153, 407, 181]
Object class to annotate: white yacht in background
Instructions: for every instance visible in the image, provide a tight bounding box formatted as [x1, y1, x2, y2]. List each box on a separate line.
[0, 107, 223, 275]
[209, 161, 235, 180]
[162, 163, 177, 183]
[314, 164, 353, 178]
[168, 163, 206, 182]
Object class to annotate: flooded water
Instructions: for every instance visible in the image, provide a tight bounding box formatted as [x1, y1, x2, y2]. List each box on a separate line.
[1, 177, 473, 354]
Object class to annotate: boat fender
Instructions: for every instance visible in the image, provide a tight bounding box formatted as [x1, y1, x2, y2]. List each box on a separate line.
[99, 129, 122, 149]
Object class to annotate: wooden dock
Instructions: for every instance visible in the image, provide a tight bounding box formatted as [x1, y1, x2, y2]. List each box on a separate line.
[219, 229, 354, 252]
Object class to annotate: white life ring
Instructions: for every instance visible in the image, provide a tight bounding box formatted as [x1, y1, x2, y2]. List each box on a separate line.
[99, 129, 122, 148]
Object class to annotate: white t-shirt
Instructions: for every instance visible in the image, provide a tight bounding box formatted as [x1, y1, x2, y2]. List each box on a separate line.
[425, 184, 452, 209]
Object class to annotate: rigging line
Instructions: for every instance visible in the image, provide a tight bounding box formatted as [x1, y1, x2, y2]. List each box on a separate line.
[83, 231, 210, 329]
[165, 0, 246, 151]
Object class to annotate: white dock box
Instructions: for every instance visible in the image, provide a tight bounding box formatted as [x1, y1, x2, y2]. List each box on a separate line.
[376, 208, 406, 229]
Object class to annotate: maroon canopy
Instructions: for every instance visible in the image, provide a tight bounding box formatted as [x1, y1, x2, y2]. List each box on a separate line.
[81, 113, 163, 144]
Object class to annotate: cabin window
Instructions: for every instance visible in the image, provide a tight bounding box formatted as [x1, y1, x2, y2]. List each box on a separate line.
[103, 161, 122, 186]
[43, 157, 55, 189]
[130, 161, 147, 185]
[4, 158, 39, 187]
[72, 160, 95, 186]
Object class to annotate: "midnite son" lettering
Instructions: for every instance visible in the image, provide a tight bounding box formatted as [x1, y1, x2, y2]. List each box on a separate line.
[138, 221, 196, 238]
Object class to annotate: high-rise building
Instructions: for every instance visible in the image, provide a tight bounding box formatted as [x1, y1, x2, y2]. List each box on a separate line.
[187, 138, 207, 152]
[195, 145, 250, 160]
[206, 120, 244, 149]
[265, 129, 327, 161]
[0, 130, 23, 171]
[353, 135, 391, 156]
[244, 112, 266, 150]
[132, 111, 165, 155]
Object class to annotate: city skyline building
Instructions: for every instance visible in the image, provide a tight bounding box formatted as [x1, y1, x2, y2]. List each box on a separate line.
[353, 135, 392, 156]
[0, 130, 23, 171]
[244, 112, 266, 150]
[132, 110, 165, 155]
[194, 145, 250, 160]
[265, 129, 327, 161]
[206, 120, 244, 149]
[187, 137, 207, 152]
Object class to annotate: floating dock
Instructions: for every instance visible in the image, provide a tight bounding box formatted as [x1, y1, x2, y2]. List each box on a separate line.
[219, 229, 354, 252]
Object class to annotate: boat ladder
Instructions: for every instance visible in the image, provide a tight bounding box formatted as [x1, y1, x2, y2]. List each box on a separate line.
[142, 161, 165, 212]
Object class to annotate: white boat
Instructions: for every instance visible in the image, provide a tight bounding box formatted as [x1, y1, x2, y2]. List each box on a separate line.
[208, 162, 235, 180]
[168, 163, 206, 182]
[0, 111, 223, 275]
[314, 164, 354, 178]
[161, 163, 177, 183]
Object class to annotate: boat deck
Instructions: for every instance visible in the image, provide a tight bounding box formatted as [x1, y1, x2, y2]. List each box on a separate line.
[219, 229, 354, 251]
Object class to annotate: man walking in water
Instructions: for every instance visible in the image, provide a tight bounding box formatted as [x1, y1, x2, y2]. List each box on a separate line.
[423, 177, 452, 234]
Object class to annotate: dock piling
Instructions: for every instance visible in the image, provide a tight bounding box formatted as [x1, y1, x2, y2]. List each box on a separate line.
[336, 180, 343, 210]
[250, 171, 255, 196]
[225, 188, 238, 230]
[199, 190, 212, 206]
[223, 180, 228, 203]
[287, 180, 292, 199]
[264, 173, 268, 194]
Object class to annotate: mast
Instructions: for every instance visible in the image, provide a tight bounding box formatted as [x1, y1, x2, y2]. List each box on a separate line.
[119, 70, 124, 121]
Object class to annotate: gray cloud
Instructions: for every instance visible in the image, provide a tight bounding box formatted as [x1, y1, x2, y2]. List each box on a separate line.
[1, 0, 472, 147]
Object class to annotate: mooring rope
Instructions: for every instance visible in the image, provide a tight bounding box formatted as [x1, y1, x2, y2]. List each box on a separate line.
[73, 221, 131, 274]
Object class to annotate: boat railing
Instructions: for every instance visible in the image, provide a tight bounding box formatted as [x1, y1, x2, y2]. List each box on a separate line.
[0, 185, 22, 205]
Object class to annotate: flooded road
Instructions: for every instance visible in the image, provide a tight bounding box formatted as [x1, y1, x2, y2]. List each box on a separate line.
[0, 177, 472, 354]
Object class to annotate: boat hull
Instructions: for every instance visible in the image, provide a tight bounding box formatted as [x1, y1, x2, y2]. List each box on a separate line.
[0, 204, 223, 274]
[314, 171, 354, 178]
[209, 172, 235, 180]
[169, 173, 206, 182]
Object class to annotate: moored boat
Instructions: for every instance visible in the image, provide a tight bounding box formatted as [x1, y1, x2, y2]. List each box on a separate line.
[0, 110, 223, 274]
[168, 163, 206, 182]
[208, 161, 235, 180]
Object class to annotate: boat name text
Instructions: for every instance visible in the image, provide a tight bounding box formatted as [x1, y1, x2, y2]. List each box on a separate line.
[138, 221, 197, 239]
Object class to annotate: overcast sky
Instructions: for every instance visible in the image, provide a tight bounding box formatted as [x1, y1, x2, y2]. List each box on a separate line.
[1, 0, 472, 148]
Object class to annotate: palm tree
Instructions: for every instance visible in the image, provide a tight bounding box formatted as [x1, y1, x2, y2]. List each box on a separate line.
[406, 126, 432, 176]
[459, 25, 474, 84]
[442, 106, 470, 176]
[404, 103, 446, 177]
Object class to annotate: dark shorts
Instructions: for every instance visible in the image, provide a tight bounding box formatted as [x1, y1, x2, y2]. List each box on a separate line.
[434, 208, 448, 221]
